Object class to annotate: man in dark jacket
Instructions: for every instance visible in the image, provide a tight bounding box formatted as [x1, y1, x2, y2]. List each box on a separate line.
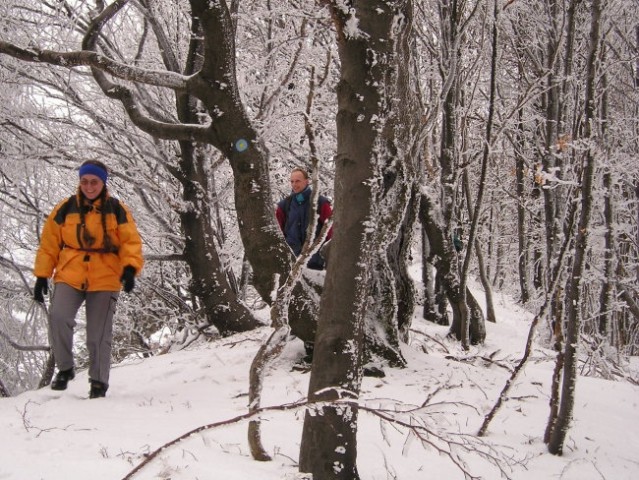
[276, 167, 332, 270]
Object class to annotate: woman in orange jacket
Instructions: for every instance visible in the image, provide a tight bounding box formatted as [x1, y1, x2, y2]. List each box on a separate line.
[33, 160, 144, 398]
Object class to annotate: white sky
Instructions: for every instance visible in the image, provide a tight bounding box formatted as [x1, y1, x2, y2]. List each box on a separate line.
[1, 275, 638, 480]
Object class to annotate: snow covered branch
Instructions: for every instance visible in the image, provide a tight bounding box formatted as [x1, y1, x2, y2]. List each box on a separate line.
[0, 41, 189, 91]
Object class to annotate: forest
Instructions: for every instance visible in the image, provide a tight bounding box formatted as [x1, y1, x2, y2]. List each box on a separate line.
[0, 1, 638, 479]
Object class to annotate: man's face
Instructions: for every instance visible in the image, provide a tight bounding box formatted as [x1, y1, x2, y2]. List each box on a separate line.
[290, 171, 309, 194]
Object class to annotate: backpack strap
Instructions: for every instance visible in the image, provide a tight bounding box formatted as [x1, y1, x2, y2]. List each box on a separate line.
[102, 196, 128, 224]
[53, 196, 78, 225]
[53, 195, 128, 225]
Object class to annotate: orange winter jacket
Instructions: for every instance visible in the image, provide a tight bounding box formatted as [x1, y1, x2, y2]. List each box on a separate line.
[33, 194, 144, 292]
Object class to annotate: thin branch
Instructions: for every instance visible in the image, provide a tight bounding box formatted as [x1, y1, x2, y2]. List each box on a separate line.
[0, 329, 50, 352]
[478, 184, 578, 437]
[123, 396, 518, 480]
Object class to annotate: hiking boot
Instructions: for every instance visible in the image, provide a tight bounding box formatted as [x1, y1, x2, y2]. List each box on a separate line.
[50, 367, 75, 391]
[89, 379, 108, 399]
[363, 365, 386, 378]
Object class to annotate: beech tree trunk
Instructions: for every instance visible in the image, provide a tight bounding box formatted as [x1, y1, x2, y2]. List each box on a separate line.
[390, 184, 420, 339]
[299, 1, 418, 477]
[420, 194, 486, 345]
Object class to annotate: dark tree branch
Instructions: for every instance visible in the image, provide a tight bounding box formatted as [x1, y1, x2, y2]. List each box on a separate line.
[0, 41, 188, 90]
[123, 396, 515, 480]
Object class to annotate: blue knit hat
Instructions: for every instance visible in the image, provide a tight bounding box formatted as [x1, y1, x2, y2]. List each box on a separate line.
[79, 163, 108, 184]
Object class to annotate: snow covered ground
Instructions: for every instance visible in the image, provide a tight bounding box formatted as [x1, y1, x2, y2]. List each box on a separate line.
[1, 285, 638, 480]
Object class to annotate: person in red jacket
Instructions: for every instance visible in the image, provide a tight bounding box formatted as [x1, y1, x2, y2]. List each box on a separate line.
[33, 160, 144, 398]
[275, 167, 332, 269]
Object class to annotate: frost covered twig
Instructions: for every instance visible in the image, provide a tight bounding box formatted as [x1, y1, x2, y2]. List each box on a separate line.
[18, 400, 83, 437]
[123, 396, 521, 480]
[246, 219, 332, 461]
[478, 191, 576, 437]
[409, 327, 451, 354]
[366, 404, 518, 479]
[444, 353, 514, 372]
[0, 328, 50, 352]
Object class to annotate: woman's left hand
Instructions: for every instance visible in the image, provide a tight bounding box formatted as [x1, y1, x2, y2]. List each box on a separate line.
[120, 266, 136, 293]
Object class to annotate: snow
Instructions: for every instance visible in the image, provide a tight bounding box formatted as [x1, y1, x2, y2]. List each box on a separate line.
[1, 285, 638, 480]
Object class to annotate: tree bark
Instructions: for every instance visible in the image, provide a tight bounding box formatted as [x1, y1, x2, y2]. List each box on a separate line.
[420, 193, 485, 344]
[37, 352, 56, 390]
[548, 0, 602, 454]
[422, 225, 448, 325]
[0, 377, 9, 397]
[299, 1, 418, 477]
[544, 287, 565, 443]
[389, 184, 420, 339]
[515, 106, 531, 303]
[462, 170, 496, 324]
[597, 172, 615, 338]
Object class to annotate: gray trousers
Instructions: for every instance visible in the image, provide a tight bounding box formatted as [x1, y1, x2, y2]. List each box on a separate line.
[48, 283, 119, 386]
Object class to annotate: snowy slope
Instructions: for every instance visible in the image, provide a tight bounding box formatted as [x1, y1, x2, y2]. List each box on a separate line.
[1, 289, 638, 480]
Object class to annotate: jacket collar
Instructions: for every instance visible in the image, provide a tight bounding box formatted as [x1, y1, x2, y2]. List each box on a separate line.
[292, 186, 312, 204]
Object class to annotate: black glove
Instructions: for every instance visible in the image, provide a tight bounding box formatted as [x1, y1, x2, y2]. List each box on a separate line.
[34, 277, 49, 303]
[120, 266, 136, 293]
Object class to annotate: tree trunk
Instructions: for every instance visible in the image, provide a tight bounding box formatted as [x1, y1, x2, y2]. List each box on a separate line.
[431, 0, 463, 330]
[0, 377, 10, 397]
[189, 2, 326, 345]
[422, 226, 448, 326]
[432, 0, 487, 347]
[37, 351, 56, 390]
[299, 2, 418, 477]
[186, 1, 297, 296]
[473, 241, 496, 323]
[515, 107, 531, 303]
[420, 193, 486, 344]
[176, 144, 258, 333]
[389, 184, 420, 339]
[548, 0, 602, 454]
[597, 173, 615, 338]
[544, 287, 565, 443]
[456, 0, 499, 338]
[540, 1, 561, 278]
[364, 256, 407, 368]
[597, 63, 613, 338]
[173, 15, 259, 334]
[462, 170, 496, 323]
